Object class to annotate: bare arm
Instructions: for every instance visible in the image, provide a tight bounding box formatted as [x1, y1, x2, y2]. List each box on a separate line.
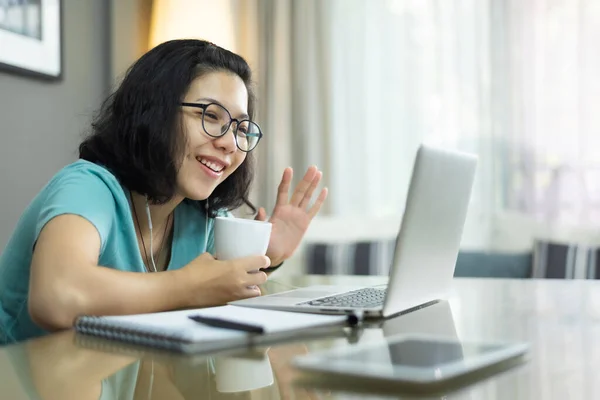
[26, 330, 138, 400]
[28, 214, 269, 331]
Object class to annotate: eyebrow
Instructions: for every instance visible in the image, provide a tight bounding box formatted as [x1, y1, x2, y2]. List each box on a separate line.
[195, 97, 250, 120]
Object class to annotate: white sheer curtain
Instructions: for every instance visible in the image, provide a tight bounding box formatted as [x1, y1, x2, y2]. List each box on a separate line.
[235, 0, 334, 216]
[326, 0, 494, 220]
[238, 0, 600, 247]
[499, 0, 600, 227]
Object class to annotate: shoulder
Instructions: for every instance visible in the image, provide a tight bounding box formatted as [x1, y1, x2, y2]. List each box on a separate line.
[34, 160, 128, 249]
[48, 159, 121, 188]
[42, 159, 127, 206]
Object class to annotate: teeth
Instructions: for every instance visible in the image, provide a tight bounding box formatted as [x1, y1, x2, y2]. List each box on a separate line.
[198, 157, 224, 172]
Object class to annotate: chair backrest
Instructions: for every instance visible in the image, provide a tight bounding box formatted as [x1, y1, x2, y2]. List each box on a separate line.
[292, 212, 600, 280]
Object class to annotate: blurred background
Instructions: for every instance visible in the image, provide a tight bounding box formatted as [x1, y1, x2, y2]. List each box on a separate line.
[1, 0, 599, 278]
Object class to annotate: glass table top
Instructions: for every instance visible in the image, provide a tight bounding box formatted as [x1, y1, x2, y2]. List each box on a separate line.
[1, 275, 600, 399]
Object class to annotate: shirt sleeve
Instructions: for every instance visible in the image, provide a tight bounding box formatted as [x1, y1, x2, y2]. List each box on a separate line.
[35, 168, 117, 253]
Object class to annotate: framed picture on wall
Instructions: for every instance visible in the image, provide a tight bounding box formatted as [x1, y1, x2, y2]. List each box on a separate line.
[0, 0, 62, 80]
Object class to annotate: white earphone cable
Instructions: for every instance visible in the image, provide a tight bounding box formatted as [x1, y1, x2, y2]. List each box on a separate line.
[145, 198, 158, 273]
[205, 201, 209, 251]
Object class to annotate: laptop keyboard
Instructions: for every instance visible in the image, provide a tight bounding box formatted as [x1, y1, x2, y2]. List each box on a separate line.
[297, 287, 387, 308]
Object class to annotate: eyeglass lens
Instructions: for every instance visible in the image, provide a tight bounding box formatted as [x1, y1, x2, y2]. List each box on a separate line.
[201, 103, 261, 151]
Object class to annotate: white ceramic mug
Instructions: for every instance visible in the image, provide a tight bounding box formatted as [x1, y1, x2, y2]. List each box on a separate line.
[214, 216, 272, 261]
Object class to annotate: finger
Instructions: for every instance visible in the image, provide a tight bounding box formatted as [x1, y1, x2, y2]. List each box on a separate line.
[276, 168, 293, 206]
[234, 255, 271, 272]
[243, 285, 262, 298]
[247, 271, 268, 286]
[290, 166, 319, 206]
[255, 207, 268, 221]
[308, 187, 328, 219]
[298, 170, 322, 209]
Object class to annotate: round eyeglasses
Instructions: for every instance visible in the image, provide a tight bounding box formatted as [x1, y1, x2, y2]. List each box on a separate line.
[181, 102, 263, 152]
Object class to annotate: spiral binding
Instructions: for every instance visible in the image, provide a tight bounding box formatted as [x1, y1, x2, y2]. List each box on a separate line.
[75, 316, 191, 352]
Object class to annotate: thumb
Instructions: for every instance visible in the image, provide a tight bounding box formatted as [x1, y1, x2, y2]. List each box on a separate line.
[255, 207, 268, 221]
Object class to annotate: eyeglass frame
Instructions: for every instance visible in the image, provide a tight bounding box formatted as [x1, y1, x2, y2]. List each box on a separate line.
[180, 102, 263, 152]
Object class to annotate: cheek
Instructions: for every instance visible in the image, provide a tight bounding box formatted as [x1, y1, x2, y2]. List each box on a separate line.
[182, 137, 210, 164]
[228, 152, 247, 174]
[184, 120, 211, 149]
[234, 152, 247, 168]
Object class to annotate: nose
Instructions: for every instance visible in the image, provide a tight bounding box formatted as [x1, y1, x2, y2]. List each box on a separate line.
[212, 124, 237, 153]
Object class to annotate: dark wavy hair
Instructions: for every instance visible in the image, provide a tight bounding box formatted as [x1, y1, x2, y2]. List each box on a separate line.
[79, 39, 257, 216]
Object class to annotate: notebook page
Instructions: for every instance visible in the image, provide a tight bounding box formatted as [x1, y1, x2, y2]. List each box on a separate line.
[91, 308, 243, 342]
[87, 306, 347, 343]
[192, 306, 348, 334]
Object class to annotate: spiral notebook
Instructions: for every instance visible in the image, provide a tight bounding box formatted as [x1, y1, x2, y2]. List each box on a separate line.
[74, 305, 349, 354]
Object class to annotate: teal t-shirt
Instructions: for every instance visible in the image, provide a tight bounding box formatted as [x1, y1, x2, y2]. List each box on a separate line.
[0, 160, 218, 345]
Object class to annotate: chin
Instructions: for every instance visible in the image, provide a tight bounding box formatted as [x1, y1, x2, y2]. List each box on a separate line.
[178, 181, 215, 202]
[183, 189, 214, 201]
[178, 170, 230, 202]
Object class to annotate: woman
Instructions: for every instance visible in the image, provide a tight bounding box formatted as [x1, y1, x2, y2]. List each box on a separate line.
[0, 39, 327, 344]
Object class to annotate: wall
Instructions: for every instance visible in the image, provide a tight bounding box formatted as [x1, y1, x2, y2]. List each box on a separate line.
[0, 0, 110, 250]
[110, 0, 153, 84]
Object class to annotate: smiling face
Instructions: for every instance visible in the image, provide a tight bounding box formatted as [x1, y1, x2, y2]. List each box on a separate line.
[176, 70, 249, 201]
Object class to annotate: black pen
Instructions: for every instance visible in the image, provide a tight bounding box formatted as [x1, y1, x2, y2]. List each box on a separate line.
[188, 315, 265, 334]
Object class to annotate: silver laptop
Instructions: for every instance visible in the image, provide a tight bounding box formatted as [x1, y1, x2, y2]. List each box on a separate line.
[230, 144, 478, 319]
